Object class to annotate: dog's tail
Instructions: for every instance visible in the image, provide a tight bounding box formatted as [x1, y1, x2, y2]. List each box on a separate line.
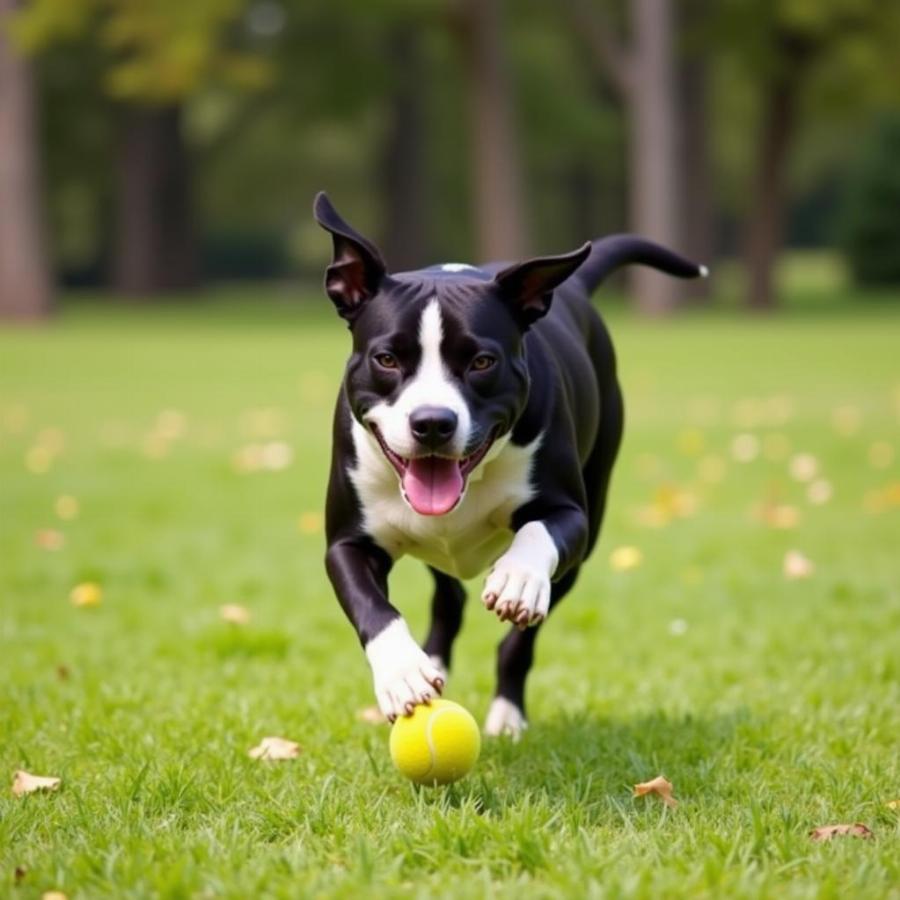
[575, 235, 708, 294]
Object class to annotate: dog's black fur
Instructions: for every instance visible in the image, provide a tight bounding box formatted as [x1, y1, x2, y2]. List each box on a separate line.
[316, 192, 704, 727]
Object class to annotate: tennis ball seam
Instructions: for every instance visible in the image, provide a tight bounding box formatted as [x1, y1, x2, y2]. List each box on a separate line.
[423, 706, 452, 780]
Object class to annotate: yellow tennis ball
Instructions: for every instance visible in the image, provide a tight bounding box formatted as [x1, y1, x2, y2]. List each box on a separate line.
[389, 699, 481, 785]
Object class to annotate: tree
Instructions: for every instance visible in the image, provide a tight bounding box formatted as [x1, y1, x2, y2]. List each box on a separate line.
[715, 0, 900, 308]
[379, 24, 432, 271]
[676, 0, 714, 301]
[566, 0, 691, 314]
[12, 0, 271, 296]
[0, 0, 53, 320]
[453, 0, 528, 261]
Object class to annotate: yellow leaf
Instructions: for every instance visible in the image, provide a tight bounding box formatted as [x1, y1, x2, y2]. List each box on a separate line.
[634, 775, 677, 808]
[248, 736, 301, 761]
[357, 705, 387, 725]
[12, 770, 61, 797]
[810, 823, 873, 841]
[220, 604, 250, 626]
[783, 550, 814, 580]
[610, 546, 642, 572]
[70, 582, 102, 608]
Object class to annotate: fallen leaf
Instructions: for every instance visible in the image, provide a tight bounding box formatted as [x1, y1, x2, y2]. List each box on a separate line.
[25, 446, 54, 474]
[789, 453, 818, 483]
[807, 478, 833, 505]
[356, 705, 387, 725]
[886, 799, 900, 810]
[14, 866, 27, 883]
[754, 501, 800, 529]
[731, 433, 760, 463]
[610, 546, 643, 572]
[35, 529, 65, 551]
[248, 736, 301, 760]
[783, 550, 814, 580]
[69, 582, 102, 608]
[298, 511, 323, 534]
[809, 823, 873, 841]
[676, 428, 705, 457]
[260, 441, 293, 471]
[220, 604, 251, 625]
[42, 892, 68, 900]
[634, 775, 677, 808]
[54, 495, 79, 520]
[12, 770, 61, 797]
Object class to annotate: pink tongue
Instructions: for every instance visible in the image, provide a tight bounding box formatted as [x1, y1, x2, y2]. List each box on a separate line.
[403, 456, 464, 515]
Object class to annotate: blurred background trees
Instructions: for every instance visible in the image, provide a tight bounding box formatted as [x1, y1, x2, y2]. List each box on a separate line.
[1, 0, 899, 320]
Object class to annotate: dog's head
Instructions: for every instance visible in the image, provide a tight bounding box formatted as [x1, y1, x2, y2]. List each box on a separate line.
[314, 192, 589, 516]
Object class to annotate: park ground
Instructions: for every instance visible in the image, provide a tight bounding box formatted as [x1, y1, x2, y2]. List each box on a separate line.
[1, 287, 899, 898]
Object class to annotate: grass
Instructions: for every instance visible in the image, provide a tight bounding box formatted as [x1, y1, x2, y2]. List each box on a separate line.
[1, 292, 899, 898]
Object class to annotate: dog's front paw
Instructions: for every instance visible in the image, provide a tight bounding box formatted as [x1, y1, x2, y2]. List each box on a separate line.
[366, 620, 445, 722]
[481, 552, 551, 628]
[484, 697, 527, 740]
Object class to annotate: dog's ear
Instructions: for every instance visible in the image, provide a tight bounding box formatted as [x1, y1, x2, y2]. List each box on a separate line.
[493, 243, 592, 329]
[313, 192, 388, 322]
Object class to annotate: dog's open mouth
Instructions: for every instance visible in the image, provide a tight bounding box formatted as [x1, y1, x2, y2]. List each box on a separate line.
[370, 425, 497, 516]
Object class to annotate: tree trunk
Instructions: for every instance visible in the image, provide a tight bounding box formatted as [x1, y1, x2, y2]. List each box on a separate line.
[677, 0, 714, 301]
[743, 76, 795, 310]
[628, 0, 682, 314]
[0, 0, 53, 320]
[456, 0, 528, 261]
[112, 104, 199, 297]
[380, 26, 430, 272]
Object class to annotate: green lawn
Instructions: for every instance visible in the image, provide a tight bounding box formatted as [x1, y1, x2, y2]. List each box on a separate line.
[1, 295, 899, 898]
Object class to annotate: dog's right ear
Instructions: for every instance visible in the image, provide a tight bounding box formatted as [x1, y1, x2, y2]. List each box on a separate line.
[313, 192, 388, 322]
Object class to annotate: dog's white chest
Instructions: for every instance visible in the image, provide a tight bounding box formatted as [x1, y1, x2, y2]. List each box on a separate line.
[349, 422, 538, 579]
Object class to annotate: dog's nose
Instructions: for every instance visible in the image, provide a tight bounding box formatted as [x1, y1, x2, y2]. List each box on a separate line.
[409, 406, 458, 449]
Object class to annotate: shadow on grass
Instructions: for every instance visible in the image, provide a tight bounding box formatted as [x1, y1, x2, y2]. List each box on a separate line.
[456, 709, 752, 820]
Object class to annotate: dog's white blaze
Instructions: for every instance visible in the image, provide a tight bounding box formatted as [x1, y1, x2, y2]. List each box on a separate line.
[349, 422, 540, 579]
[441, 263, 475, 272]
[363, 299, 471, 460]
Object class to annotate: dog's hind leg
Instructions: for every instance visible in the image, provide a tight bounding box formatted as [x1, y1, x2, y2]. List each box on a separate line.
[422, 567, 467, 686]
[485, 567, 580, 739]
[582, 375, 624, 556]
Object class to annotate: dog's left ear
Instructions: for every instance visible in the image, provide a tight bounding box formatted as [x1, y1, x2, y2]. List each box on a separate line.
[493, 242, 592, 329]
[313, 192, 388, 322]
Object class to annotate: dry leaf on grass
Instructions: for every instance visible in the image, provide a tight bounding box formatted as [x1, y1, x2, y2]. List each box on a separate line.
[356, 705, 387, 725]
[809, 823, 873, 841]
[219, 604, 251, 625]
[610, 546, 643, 572]
[633, 775, 678, 808]
[35, 529, 65, 550]
[783, 550, 814, 580]
[42, 892, 68, 900]
[12, 770, 61, 797]
[69, 582, 101, 608]
[885, 800, 900, 810]
[248, 736, 301, 760]
[298, 511, 323, 534]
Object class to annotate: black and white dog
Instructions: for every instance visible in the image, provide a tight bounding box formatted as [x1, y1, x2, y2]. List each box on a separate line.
[316, 192, 705, 738]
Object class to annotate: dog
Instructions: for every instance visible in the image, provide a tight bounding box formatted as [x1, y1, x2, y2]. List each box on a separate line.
[315, 192, 705, 738]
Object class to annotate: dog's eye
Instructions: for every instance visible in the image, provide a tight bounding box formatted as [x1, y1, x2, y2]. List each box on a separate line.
[471, 354, 496, 372]
[374, 352, 399, 370]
